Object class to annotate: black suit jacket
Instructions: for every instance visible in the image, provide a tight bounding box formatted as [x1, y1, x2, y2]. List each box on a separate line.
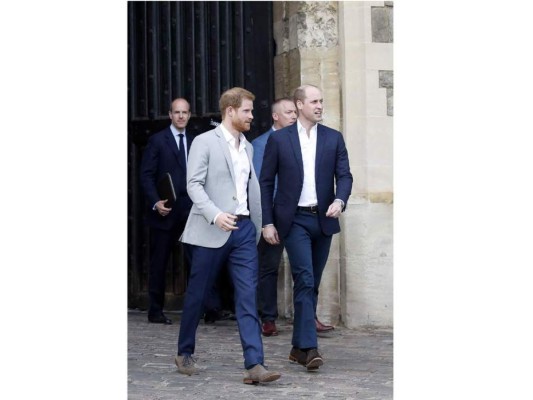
[140, 126, 195, 231]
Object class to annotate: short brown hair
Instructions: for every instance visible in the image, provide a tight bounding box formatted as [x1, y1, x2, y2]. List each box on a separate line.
[219, 87, 255, 118]
[293, 84, 320, 105]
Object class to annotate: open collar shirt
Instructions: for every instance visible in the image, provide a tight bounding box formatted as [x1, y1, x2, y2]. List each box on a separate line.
[296, 120, 318, 207]
[220, 124, 250, 216]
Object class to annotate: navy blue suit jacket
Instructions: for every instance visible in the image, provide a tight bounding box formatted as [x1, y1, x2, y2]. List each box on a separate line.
[140, 126, 195, 231]
[260, 123, 353, 239]
[251, 128, 273, 178]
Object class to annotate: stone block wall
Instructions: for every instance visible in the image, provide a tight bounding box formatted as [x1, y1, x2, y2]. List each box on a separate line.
[272, 1, 393, 328]
[339, 1, 393, 328]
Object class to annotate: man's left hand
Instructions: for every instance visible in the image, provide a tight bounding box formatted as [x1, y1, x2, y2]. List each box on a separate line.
[325, 200, 343, 218]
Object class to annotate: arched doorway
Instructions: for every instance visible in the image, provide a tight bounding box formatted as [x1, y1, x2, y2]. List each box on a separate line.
[127, 1, 274, 310]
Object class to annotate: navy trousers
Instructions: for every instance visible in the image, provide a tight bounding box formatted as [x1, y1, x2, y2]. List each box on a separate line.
[283, 209, 333, 349]
[257, 235, 285, 322]
[177, 219, 264, 369]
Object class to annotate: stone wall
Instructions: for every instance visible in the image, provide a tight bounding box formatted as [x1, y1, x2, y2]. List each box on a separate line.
[272, 1, 393, 328]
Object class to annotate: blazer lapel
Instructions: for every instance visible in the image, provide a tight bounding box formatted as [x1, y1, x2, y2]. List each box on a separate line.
[244, 139, 255, 180]
[287, 125, 304, 181]
[185, 131, 195, 156]
[215, 126, 236, 185]
[165, 128, 184, 168]
[315, 124, 326, 175]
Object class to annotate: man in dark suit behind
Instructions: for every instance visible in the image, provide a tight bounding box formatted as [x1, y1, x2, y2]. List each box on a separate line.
[260, 84, 353, 371]
[252, 97, 297, 337]
[140, 98, 194, 325]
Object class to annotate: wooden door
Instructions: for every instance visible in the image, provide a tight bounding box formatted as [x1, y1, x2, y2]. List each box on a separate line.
[128, 1, 274, 310]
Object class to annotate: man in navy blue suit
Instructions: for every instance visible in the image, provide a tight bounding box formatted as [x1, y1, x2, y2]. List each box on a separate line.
[260, 84, 353, 371]
[140, 98, 194, 325]
[252, 97, 297, 337]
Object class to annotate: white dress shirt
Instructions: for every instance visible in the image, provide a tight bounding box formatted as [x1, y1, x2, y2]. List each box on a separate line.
[170, 125, 188, 162]
[297, 120, 318, 207]
[213, 124, 250, 223]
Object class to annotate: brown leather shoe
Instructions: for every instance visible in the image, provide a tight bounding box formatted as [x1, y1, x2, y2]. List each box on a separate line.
[261, 320, 278, 336]
[289, 347, 320, 371]
[289, 346, 306, 366]
[315, 318, 334, 333]
[305, 348, 323, 370]
[175, 355, 199, 375]
[243, 364, 281, 384]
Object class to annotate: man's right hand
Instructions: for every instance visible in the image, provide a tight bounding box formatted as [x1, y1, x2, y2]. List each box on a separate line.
[262, 225, 280, 245]
[155, 199, 172, 216]
[215, 213, 239, 232]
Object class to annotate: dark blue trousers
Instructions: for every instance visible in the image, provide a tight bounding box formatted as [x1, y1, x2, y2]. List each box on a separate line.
[283, 210, 332, 349]
[257, 235, 285, 322]
[177, 219, 264, 369]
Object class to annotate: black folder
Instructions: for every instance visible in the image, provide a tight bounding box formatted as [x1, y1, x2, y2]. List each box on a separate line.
[157, 172, 177, 207]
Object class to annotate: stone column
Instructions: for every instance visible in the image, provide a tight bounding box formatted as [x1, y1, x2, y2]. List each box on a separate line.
[273, 1, 343, 326]
[338, 1, 393, 328]
[273, 1, 393, 328]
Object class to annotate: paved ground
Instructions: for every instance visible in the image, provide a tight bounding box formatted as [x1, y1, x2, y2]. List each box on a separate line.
[128, 310, 393, 399]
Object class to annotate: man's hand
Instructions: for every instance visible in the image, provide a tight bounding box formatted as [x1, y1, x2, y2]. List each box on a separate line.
[155, 199, 172, 216]
[215, 213, 239, 232]
[325, 200, 343, 218]
[262, 225, 280, 245]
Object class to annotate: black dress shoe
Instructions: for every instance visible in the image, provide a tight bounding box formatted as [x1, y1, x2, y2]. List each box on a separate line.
[204, 309, 220, 324]
[219, 310, 236, 321]
[148, 314, 172, 325]
[204, 309, 236, 324]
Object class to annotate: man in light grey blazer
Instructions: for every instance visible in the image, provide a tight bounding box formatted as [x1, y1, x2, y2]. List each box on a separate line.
[175, 87, 281, 385]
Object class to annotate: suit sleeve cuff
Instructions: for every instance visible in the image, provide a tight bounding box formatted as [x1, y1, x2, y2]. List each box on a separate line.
[334, 198, 345, 208]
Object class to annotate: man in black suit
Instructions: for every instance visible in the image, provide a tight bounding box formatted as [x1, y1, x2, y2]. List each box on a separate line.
[140, 98, 194, 324]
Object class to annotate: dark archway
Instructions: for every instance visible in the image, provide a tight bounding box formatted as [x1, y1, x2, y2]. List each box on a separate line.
[127, 1, 274, 310]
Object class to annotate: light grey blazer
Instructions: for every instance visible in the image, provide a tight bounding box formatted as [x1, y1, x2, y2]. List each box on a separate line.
[180, 126, 262, 248]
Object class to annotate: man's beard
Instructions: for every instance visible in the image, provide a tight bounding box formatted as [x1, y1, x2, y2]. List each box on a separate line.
[234, 119, 251, 132]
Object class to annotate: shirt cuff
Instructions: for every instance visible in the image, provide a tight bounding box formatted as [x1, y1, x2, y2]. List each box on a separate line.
[334, 199, 345, 208]
[213, 212, 223, 224]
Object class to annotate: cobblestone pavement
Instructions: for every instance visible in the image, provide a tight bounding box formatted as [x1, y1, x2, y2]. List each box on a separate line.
[128, 310, 393, 399]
